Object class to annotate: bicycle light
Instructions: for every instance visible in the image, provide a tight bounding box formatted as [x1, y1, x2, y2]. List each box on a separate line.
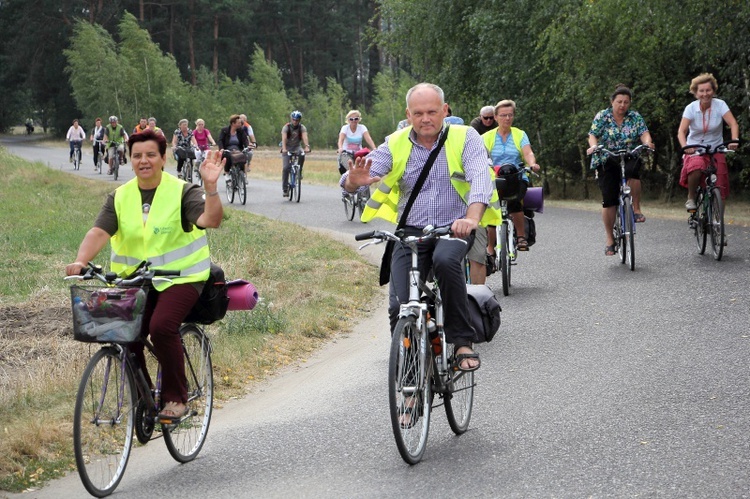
[710, 174, 717, 183]
[622, 185, 632, 195]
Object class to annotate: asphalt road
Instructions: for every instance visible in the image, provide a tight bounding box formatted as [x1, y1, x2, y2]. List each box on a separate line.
[3, 136, 750, 498]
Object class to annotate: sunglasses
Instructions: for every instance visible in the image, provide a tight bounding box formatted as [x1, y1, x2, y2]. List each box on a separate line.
[349, 117, 360, 121]
[481, 116, 494, 120]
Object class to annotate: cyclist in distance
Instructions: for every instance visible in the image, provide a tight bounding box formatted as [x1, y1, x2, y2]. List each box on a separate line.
[677, 73, 740, 211]
[342, 82, 502, 372]
[239, 114, 257, 168]
[171, 119, 196, 180]
[66, 119, 86, 163]
[133, 117, 149, 135]
[147, 117, 164, 136]
[281, 110, 311, 196]
[193, 118, 217, 165]
[64, 129, 225, 421]
[89, 117, 106, 170]
[482, 99, 541, 253]
[470, 105, 498, 135]
[103, 116, 129, 174]
[337, 109, 377, 172]
[587, 84, 654, 256]
[218, 114, 252, 177]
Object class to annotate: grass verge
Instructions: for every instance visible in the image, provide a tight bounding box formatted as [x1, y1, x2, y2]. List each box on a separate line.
[0, 147, 379, 492]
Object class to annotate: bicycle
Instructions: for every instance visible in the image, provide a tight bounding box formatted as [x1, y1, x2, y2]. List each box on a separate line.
[493, 165, 538, 296]
[593, 144, 652, 271]
[94, 140, 106, 174]
[287, 151, 304, 203]
[683, 140, 738, 260]
[175, 145, 195, 184]
[194, 145, 217, 187]
[71, 140, 83, 171]
[339, 151, 370, 221]
[355, 226, 475, 464]
[108, 143, 125, 181]
[66, 262, 214, 497]
[224, 148, 249, 205]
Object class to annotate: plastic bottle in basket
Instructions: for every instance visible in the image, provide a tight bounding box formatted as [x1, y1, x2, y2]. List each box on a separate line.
[73, 297, 97, 335]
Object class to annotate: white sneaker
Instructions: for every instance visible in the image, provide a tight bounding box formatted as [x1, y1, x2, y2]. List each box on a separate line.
[685, 199, 697, 211]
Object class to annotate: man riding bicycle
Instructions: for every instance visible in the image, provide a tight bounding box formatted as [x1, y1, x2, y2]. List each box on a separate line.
[281, 110, 310, 197]
[342, 83, 501, 372]
[104, 116, 129, 175]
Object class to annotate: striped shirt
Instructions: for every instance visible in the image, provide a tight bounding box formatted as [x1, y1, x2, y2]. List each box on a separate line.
[343, 126, 493, 228]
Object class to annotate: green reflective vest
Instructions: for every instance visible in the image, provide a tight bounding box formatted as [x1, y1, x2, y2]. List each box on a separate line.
[111, 173, 210, 291]
[482, 127, 526, 165]
[361, 126, 501, 226]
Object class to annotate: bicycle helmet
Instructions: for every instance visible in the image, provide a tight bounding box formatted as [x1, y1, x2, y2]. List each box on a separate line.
[109, 116, 118, 123]
[290, 110, 302, 120]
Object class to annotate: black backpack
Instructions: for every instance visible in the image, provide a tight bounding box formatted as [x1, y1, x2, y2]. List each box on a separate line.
[184, 263, 229, 325]
[466, 284, 501, 343]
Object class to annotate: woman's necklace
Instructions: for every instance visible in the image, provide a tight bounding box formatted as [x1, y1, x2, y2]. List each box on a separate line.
[701, 104, 712, 136]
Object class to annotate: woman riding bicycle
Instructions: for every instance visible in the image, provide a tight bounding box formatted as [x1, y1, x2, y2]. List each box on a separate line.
[337, 110, 377, 174]
[171, 119, 196, 180]
[482, 99, 540, 254]
[65, 129, 225, 421]
[66, 119, 86, 163]
[677, 73, 740, 211]
[218, 114, 251, 177]
[193, 118, 217, 167]
[587, 84, 654, 256]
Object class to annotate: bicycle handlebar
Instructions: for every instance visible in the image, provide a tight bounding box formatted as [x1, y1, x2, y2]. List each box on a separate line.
[65, 261, 180, 286]
[355, 225, 453, 245]
[594, 143, 654, 158]
[681, 139, 739, 155]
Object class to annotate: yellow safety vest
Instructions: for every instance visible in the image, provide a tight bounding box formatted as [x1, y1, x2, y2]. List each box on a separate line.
[111, 173, 210, 291]
[482, 127, 526, 164]
[361, 126, 501, 226]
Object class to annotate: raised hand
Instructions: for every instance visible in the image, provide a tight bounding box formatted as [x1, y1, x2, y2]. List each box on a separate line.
[200, 149, 226, 186]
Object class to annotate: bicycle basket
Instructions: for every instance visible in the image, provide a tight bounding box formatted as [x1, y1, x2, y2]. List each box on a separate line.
[494, 166, 522, 201]
[70, 286, 148, 343]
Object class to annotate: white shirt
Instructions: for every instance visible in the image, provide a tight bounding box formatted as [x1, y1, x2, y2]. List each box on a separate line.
[340, 124, 369, 152]
[682, 98, 730, 148]
[66, 125, 86, 141]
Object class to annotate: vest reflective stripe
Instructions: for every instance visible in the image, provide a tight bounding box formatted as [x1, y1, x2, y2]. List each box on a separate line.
[482, 127, 525, 164]
[362, 125, 501, 226]
[111, 173, 210, 291]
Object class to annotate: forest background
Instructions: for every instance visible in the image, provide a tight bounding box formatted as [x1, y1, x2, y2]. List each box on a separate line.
[0, 0, 748, 200]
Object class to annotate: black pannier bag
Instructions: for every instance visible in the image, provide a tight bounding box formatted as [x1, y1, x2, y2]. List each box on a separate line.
[524, 211, 537, 247]
[184, 263, 230, 325]
[466, 284, 501, 343]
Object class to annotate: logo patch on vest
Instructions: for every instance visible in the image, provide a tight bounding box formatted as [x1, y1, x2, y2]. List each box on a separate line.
[153, 226, 175, 235]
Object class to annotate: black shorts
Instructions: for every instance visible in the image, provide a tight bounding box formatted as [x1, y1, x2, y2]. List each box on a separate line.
[597, 157, 642, 208]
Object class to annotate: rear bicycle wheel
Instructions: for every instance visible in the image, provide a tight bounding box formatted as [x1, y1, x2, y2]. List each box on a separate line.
[499, 223, 510, 296]
[389, 316, 431, 464]
[343, 193, 356, 221]
[444, 343, 474, 434]
[237, 169, 247, 205]
[694, 191, 707, 254]
[163, 324, 214, 463]
[74, 148, 81, 170]
[74, 347, 135, 498]
[709, 187, 724, 260]
[624, 197, 635, 270]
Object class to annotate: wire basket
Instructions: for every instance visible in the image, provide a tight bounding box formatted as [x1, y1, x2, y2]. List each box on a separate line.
[70, 285, 148, 343]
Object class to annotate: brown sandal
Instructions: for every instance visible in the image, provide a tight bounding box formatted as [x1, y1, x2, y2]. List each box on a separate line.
[517, 237, 529, 251]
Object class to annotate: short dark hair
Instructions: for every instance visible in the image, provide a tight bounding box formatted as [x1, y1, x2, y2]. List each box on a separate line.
[128, 129, 167, 157]
[610, 84, 632, 102]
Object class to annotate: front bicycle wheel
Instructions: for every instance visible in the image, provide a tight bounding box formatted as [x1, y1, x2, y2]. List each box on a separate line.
[184, 159, 193, 183]
[113, 154, 120, 181]
[499, 223, 510, 296]
[287, 170, 295, 201]
[444, 343, 474, 434]
[709, 187, 724, 260]
[163, 324, 214, 463]
[624, 197, 635, 271]
[357, 188, 370, 219]
[74, 148, 81, 170]
[237, 169, 247, 205]
[74, 347, 135, 498]
[294, 167, 302, 202]
[226, 170, 236, 204]
[389, 316, 431, 464]
[614, 205, 625, 264]
[96, 152, 103, 174]
[343, 194, 355, 221]
[694, 191, 707, 255]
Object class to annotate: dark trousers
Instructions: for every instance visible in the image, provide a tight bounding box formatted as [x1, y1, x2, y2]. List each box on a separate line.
[92, 143, 104, 166]
[388, 226, 475, 347]
[130, 283, 200, 404]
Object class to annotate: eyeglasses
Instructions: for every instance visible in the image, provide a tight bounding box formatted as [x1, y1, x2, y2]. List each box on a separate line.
[349, 117, 360, 121]
[498, 113, 514, 119]
[481, 116, 494, 120]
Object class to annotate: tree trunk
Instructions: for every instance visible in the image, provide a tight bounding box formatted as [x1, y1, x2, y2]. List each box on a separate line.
[139, 0, 144, 21]
[168, 5, 175, 55]
[663, 135, 679, 202]
[213, 14, 219, 85]
[578, 144, 589, 200]
[188, 0, 196, 86]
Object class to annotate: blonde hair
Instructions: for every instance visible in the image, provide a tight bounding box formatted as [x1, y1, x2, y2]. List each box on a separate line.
[690, 73, 718, 96]
[195, 118, 205, 126]
[494, 99, 516, 114]
[345, 110, 361, 120]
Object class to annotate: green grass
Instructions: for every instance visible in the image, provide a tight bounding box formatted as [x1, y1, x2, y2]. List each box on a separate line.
[0, 147, 379, 492]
